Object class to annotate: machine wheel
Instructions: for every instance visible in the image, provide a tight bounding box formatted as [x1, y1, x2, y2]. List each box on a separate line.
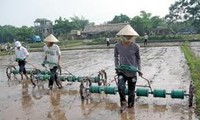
[189, 81, 194, 107]
[98, 70, 107, 86]
[30, 69, 41, 87]
[79, 77, 92, 100]
[6, 65, 17, 80]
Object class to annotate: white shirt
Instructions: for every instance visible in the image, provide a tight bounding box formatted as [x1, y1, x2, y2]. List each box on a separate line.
[15, 46, 29, 60]
[106, 38, 110, 42]
[144, 35, 148, 39]
[43, 44, 61, 68]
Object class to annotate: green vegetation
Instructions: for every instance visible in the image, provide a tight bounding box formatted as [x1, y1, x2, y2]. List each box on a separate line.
[29, 40, 87, 48]
[137, 34, 200, 42]
[181, 42, 200, 117]
[1, 0, 200, 44]
[166, 0, 200, 33]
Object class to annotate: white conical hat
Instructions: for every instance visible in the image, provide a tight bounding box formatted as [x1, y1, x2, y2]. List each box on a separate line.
[116, 25, 139, 36]
[44, 34, 59, 42]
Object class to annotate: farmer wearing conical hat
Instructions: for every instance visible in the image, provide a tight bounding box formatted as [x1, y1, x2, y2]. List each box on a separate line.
[114, 25, 143, 111]
[15, 41, 29, 80]
[43, 34, 62, 90]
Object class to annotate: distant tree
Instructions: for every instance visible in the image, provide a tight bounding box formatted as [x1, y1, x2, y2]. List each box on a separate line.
[0, 25, 15, 43]
[53, 17, 72, 36]
[151, 16, 166, 29]
[70, 15, 89, 30]
[55, 17, 64, 24]
[53, 16, 89, 37]
[108, 14, 130, 23]
[16, 26, 34, 41]
[0, 25, 34, 43]
[165, 0, 200, 32]
[130, 16, 144, 35]
[130, 11, 165, 35]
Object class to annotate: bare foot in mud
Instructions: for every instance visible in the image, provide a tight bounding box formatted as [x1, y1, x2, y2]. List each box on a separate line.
[120, 105, 127, 113]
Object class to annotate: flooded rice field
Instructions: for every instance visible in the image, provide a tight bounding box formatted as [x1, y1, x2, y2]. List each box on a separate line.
[0, 45, 199, 120]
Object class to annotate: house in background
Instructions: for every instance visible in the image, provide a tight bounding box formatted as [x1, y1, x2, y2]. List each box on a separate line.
[177, 27, 197, 35]
[69, 30, 81, 40]
[152, 26, 174, 35]
[82, 23, 128, 39]
[34, 18, 53, 39]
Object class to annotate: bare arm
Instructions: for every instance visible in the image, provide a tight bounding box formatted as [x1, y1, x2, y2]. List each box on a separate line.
[58, 55, 61, 66]
[57, 45, 61, 65]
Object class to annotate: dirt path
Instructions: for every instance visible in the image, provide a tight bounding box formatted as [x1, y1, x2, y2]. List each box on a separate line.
[0, 46, 198, 120]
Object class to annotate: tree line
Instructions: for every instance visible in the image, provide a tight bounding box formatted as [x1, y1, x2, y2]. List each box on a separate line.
[0, 0, 199, 43]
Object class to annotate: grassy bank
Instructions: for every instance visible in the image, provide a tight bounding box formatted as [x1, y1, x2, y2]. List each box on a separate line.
[181, 42, 200, 117]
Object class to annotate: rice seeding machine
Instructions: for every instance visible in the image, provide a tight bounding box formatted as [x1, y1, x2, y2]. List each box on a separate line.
[5, 61, 194, 107]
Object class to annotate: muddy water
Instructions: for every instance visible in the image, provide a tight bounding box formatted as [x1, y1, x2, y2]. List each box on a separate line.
[0, 46, 198, 120]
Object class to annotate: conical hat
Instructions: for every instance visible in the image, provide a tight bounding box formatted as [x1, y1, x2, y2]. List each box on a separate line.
[116, 25, 139, 37]
[44, 34, 59, 42]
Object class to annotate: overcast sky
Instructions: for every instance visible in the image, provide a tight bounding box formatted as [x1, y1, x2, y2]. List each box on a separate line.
[1, 0, 177, 27]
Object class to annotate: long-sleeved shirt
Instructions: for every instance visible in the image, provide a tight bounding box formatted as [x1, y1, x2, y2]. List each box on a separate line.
[114, 42, 141, 77]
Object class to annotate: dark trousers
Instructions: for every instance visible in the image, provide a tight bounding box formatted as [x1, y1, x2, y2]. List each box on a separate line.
[18, 60, 27, 74]
[117, 74, 137, 106]
[49, 66, 58, 87]
[106, 41, 110, 47]
[144, 39, 148, 46]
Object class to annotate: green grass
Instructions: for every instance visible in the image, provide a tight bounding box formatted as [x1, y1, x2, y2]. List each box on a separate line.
[181, 42, 200, 117]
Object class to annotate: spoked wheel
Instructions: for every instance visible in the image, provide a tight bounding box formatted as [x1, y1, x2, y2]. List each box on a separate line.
[80, 77, 92, 100]
[30, 69, 41, 87]
[98, 70, 107, 86]
[189, 81, 194, 107]
[6, 65, 17, 80]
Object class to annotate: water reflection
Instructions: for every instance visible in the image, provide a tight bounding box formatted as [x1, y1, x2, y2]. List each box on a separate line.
[80, 98, 119, 116]
[32, 85, 45, 100]
[153, 104, 167, 112]
[7, 79, 20, 87]
[120, 108, 135, 120]
[47, 91, 68, 120]
[21, 81, 32, 108]
[80, 99, 92, 116]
